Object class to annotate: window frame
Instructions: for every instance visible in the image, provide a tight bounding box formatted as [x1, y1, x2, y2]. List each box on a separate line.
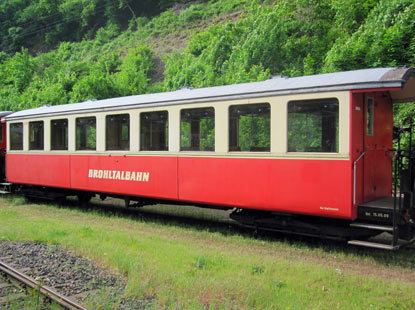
[106, 113, 130, 151]
[10, 122, 23, 151]
[228, 103, 271, 152]
[180, 107, 215, 152]
[140, 110, 169, 151]
[287, 98, 339, 153]
[366, 97, 374, 136]
[29, 121, 44, 151]
[76, 116, 97, 151]
[51, 118, 68, 151]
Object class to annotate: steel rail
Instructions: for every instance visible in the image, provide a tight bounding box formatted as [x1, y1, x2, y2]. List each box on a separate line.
[0, 260, 88, 310]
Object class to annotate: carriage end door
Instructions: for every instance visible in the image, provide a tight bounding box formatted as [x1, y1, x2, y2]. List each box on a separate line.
[363, 92, 393, 202]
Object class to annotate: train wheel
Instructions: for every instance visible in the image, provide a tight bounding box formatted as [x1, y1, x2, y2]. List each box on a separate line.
[24, 195, 38, 203]
[77, 193, 92, 207]
[54, 196, 66, 206]
[124, 196, 130, 208]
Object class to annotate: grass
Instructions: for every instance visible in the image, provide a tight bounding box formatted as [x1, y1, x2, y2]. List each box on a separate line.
[1, 195, 415, 309]
[3, 285, 62, 310]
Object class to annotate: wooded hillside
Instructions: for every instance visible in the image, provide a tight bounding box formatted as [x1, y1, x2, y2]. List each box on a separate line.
[0, 0, 414, 117]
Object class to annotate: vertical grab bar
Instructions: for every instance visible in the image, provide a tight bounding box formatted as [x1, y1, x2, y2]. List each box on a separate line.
[353, 152, 366, 205]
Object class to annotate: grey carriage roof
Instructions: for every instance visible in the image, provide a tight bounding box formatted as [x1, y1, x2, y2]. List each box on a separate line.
[6, 67, 415, 121]
[0, 111, 12, 117]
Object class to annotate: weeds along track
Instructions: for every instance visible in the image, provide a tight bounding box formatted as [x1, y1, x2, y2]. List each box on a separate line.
[0, 241, 148, 309]
[0, 259, 87, 310]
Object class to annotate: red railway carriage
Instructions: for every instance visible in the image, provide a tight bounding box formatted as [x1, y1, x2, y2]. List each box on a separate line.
[0, 112, 12, 182]
[4, 67, 415, 249]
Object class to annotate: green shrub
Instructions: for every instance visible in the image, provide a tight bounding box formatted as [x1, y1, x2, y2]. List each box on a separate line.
[323, 0, 415, 71]
[116, 46, 154, 96]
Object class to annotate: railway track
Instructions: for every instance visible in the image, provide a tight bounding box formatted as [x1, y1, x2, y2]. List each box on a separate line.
[0, 241, 147, 309]
[0, 259, 87, 310]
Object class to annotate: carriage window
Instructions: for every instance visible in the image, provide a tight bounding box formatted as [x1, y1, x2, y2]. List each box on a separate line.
[76, 117, 96, 150]
[229, 103, 270, 152]
[181, 107, 214, 151]
[106, 114, 129, 151]
[51, 119, 68, 150]
[367, 97, 374, 136]
[10, 123, 23, 150]
[29, 121, 44, 150]
[140, 111, 168, 151]
[0, 125, 3, 142]
[287, 98, 339, 153]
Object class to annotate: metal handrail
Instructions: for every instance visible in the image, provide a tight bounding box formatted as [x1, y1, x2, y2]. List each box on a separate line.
[353, 152, 366, 205]
[392, 148, 402, 247]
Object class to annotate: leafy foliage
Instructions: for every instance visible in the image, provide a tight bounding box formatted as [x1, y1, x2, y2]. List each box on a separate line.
[0, 43, 154, 110]
[163, 0, 341, 89]
[323, 0, 415, 71]
[0, 0, 198, 53]
[116, 46, 153, 96]
[0, 0, 414, 119]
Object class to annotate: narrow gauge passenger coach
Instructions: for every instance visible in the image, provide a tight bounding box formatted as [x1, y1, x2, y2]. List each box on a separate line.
[4, 67, 415, 249]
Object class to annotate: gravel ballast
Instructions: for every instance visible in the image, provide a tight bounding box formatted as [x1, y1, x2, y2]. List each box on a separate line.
[0, 241, 151, 309]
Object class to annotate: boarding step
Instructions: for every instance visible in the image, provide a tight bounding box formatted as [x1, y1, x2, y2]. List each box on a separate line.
[0, 182, 12, 194]
[350, 222, 394, 232]
[347, 240, 399, 250]
[357, 197, 396, 224]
